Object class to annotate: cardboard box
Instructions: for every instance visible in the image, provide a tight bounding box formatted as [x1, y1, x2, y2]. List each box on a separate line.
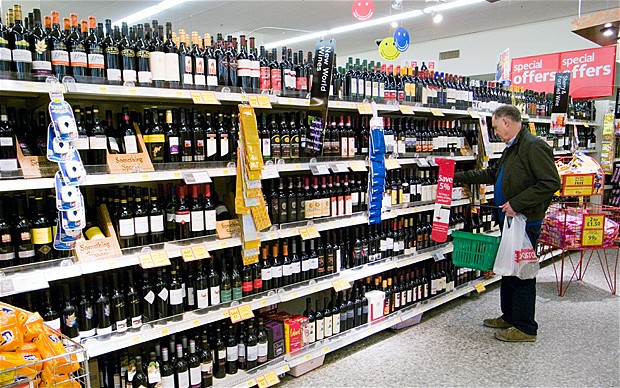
[263, 319, 285, 360]
[365, 290, 385, 322]
[267, 312, 308, 354]
[287, 354, 326, 377]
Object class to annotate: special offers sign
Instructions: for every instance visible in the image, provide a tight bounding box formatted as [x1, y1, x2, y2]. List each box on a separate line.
[510, 46, 616, 99]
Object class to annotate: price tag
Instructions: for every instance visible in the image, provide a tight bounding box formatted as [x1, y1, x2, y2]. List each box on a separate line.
[193, 319, 200, 327]
[468, 110, 480, 119]
[161, 328, 169, 336]
[583, 122, 589, 128]
[257, 95, 272, 109]
[348, 160, 367, 172]
[581, 214, 605, 247]
[399, 105, 415, 115]
[299, 225, 320, 240]
[310, 164, 330, 175]
[181, 248, 195, 262]
[182, 171, 212, 184]
[256, 376, 269, 388]
[192, 245, 210, 260]
[474, 283, 486, 293]
[299, 227, 312, 240]
[190, 91, 206, 104]
[262, 164, 280, 180]
[332, 279, 351, 292]
[385, 159, 401, 170]
[357, 103, 373, 115]
[139, 254, 155, 268]
[248, 95, 260, 108]
[132, 335, 142, 344]
[247, 378, 257, 387]
[229, 307, 242, 323]
[201, 91, 221, 105]
[238, 304, 255, 320]
[430, 108, 445, 117]
[173, 171, 182, 179]
[329, 162, 349, 173]
[264, 371, 280, 386]
[151, 251, 171, 267]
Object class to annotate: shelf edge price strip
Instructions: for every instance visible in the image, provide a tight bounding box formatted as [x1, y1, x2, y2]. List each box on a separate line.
[399, 105, 415, 115]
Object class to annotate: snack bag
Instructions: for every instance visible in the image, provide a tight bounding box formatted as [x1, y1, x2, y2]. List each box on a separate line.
[34, 330, 78, 375]
[0, 352, 42, 383]
[41, 366, 71, 387]
[0, 310, 24, 352]
[17, 342, 40, 354]
[0, 302, 29, 329]
[23, 312, 45, 342]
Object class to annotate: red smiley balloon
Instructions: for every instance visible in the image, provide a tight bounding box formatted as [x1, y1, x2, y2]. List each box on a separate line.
[352, 0, 375, 21]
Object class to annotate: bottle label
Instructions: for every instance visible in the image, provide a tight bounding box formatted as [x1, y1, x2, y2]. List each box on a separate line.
[32, 227, 52, 245]
[237, 59, 252, 77]
[220, 137, 229, 157]
[165, 52, 180, 82]
[206, 136, 217, 157]
[291, 261, 301, 274]
[131, 315, 142, 329]
[210, 286, 220, 305]
[196, 287, 209, 308]
[247, 344, 258, 361]
[32, 60, 52, 74]
[169, 288, 183, 306]
[138, 70, 152, 84]
[134, 216, 149, 234]
[190, 366, 201, 386]
[309, 257, 319, 270]
[116, 319, 128, 333]
[183, 73, 193, 85]
[124, 135, 138, 154]
[12, 49, 32, 63]
[148, 367, 161, 384]
[207, 59, 218, 86]
[70, 51, 87, 67]
[296, 76, 307, 91]
[0, 47, 11, 61]
[51, 50, 70, 66]
[253, 277, 262, 291]
[272, 265, 283, 279]
[191, 211, 205, 232]
[161, 375, 174, 387]
[150, 215, 165, 233]
[204, 210, 216, 231]
[157, 287, 169, 301]
[87, 53, 105, 69]
[260, 67, 271, 89]
[316, 319, 324, 340]
[333, 313, 340, 334]
[283, 263, 293, 277]
[144, 290, 155, 305]
[308, 321, 316, 343]
[89, 135, 107, 150]
[257, 342, 268, 360]
[149, 51, 166, 81]
[270, 69, 282, 91]
[226, 346, 238, 361]
[176, 371, 189, 388]
[324, 316, 333, 337]
[119, 219, 135, 237]
[301, 259, 310, 271]
[201, 360, 213, 375]
[262, 138, 271, 157]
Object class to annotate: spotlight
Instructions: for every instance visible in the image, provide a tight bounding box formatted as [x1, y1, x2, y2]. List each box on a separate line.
[431, 10, 442, 23]
[391, 21, 399, 28]
[601, 26, 616, 37]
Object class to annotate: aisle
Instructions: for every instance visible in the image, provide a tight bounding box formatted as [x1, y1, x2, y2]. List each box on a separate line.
[280, 256, 620, 387]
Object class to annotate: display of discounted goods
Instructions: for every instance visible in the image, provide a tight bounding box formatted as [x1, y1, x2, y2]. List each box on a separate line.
[431, 158, 455, 243]
[561, 174, 594, 196]
[581, 214, 605, 247]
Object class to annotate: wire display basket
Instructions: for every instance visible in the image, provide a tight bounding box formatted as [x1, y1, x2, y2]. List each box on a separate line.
[540, 202, 620, 250]
[0, 330, 89, 388]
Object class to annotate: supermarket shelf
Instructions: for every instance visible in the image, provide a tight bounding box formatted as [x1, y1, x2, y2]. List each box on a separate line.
[83, 242, 454, 358]
[215, 273, 501, 388]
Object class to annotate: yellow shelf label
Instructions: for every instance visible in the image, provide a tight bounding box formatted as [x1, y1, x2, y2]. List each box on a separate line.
[190, 91, 205, 104]
[348, 160, 367, 172]
[256, 376, 269, 388]
[238, 304, 255, 320]
[181, 248, 195, 262]
[229, 307, 242, 323]
[248, 95, 260, 108]
[475, 283, 486, 293]
[385, 159, 401, 170]
[469, 110, 480, 119]
[201, 91, 220, 104]
[399, 105, 415, 115]
[151, 251, 171, 267]
[138, 254, 155, 269]
[264, 371, 280, 386]
[257, 95, 272, 109]
[357, 103, 373, 115]
[430, 108, 445, 117]
[192, 245, 210, 260]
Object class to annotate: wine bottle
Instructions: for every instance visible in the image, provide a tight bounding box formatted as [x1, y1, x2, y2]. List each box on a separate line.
[165, 109, 180, 162]
[77, 278, 95, 338]
[208, 257, 221, 306]
[174, 343, 189, 388]
[191, 110, 205, 162]
[315, 298, 324, 341]
[29, 9, 51, 81]
[10, 5, 32, 80]
[95, 275, 112, 337]
[220, 255, 232, 303]
[60, 283, 79, 342]
[31, 196, 53, 262]
[141, 271, 155, 324]
[111, 272, 128, 335]
[188, 340, 201, 388]
[164, 22, 180, 88]
[237, 35, 251, 91]
[203, 33, 218, 90]
[200, 336, 214, 387]
[135, 23, 151, 86]
[214, 326, 226, 379]
[190, 31, 205, 89]
[160, 347, 175, 387]
[169, 262, 184, 320]
[126, 269, 142, 330]
[148, 189, 165, 244]
[178, 29, 193, 88]
[132, 356, 148, 388]
[155, 268, 169, 321]
[14, 195, 35, 265]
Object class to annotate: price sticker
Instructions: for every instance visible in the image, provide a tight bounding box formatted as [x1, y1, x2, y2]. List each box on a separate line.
[247, 379, 257, 387]
[238, 304, 255, 320]
[132, 335, 142, 344]
[192, 319, 200, 327]
[248, 95, 260, 108]
[151, 251, 171, 267]
[256, 376, 269, 388]
[529, 122, 536, 135]
[138, 254, 155, 269]
[348, 160, 367, 172]
[332, 279, 351, 292]
[181, 248, 195, 262]
[229, 307, 242, 323]
[192, 245, 210, 260]
[324, 346, 329, 353]
[173, 171, 182, 179]
[190, 91, 206, 104]
[161, 328, 169, 336]
[220, 241, 228, 248]
[299, 227, 312, 240]
[474, 283, 486, 293]
[583, 122, 589, 128]
[201, 91, 221, 105]
[430, 108, 445, 117]
[264, 371, 280, 386]
[261, 300, 268, 306]
[107, 175, 118, 183]
[385, 159, 401, 170]
[267, 232, 278, 240]
[399, 105, 415, 115]
[258, 95, 273, 109]
[128, 87, 138, 95]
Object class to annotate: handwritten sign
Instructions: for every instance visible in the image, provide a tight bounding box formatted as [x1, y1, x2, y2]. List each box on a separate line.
[139, 252, 171, 269]
[75, 237, 122, 262]
[216, 219, 240, 239]
[581, 214, 605, 247]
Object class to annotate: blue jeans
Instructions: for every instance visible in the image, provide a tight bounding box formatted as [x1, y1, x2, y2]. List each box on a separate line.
[500, 225, 541, 335]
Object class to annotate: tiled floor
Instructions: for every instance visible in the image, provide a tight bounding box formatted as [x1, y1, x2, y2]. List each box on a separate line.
[280, 251, 620, 387]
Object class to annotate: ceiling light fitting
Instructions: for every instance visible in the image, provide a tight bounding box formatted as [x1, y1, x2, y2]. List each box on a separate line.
[431, 10, 443, 23]
[601, 26, 617, 37]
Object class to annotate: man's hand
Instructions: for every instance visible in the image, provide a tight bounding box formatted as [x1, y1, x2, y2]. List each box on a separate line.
[499, 202, 516, 218]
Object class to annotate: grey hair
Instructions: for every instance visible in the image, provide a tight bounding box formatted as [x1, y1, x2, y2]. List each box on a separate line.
[492, 105, 522, 124]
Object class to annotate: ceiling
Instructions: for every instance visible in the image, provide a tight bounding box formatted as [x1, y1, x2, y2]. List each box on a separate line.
[5, 0, 619, 56]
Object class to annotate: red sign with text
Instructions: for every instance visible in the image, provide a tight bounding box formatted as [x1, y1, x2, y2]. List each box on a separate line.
[431, 158, 455, 243]
[511, 46, 616, 99]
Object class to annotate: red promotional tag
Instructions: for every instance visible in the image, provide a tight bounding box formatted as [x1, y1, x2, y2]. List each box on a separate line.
[431, 158, 456, 243]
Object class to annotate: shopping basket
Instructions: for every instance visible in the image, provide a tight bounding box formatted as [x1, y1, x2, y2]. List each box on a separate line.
[451, 230, 501, 271]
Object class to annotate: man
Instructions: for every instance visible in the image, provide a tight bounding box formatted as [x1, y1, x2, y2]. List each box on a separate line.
[454, 105, 561, 342]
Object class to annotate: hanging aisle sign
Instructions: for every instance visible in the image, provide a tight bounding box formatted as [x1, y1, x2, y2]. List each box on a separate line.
[431, 158, 455, 243]
[510, 46, 616, 99]
[550, 72, 570, 135]
[310, 39, 336, 112]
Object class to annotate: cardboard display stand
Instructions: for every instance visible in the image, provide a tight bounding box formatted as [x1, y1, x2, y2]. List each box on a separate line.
[106, 124, 155, 174]
[75, 204, 122, 262]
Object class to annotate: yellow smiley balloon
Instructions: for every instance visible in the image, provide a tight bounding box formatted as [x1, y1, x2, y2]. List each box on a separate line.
[378, 37, 401, 61]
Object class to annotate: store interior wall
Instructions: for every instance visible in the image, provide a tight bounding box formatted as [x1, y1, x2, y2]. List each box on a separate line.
[342, 16, 606, 76]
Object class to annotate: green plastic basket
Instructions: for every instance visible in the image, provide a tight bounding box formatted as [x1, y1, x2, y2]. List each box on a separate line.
[451, 230, 501, 271]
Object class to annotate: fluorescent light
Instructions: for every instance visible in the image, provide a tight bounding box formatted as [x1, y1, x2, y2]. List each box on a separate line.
[265, 0, 485, 49]
[113, 0, 188, 26]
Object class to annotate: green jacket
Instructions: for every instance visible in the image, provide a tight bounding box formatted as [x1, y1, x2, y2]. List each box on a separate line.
[454, 127, 561, 222]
